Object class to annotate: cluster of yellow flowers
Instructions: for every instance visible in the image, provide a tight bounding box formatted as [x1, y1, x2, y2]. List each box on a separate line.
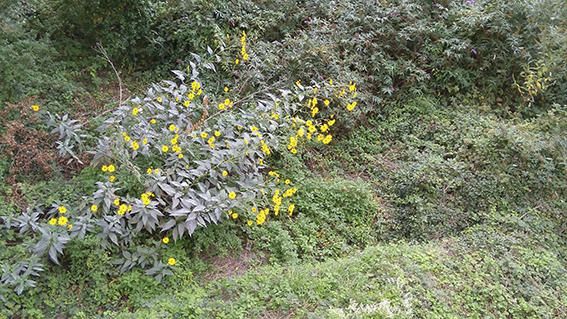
[113, 197, 133, 216]
[237, 172, 298, 226]
[141, 191, 155, 206]
[101, 164, 117, 183]
[342, 82, 358, 112]
[217, 98, 233, 111]
[287, 117, 334, 153]
[187, 80, 203, 104]
[48, 206, 72, 230]
[122, 131, 143, 152]
[146, 167, 160, 175]
[285, 79, 359, 154]
[235, 31, 249, 65]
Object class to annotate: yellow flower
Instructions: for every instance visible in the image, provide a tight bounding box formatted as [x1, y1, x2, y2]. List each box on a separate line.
[218, 103, 226, 111]
[141, 193, 151, 206]
[328, 119, 336, 126]
[162, 145, 169, 153]
[256, 213, 266, 225]
[147, 167, 153, 174]
[285, 179, 291, 185]
[183, 100, 190, 107]
[224, 86, 229, 92]
[222, 170, 229, 177]
[324, 99, 330, 107]
[230, 211, 239, 219]
[162, 237, 170, 244]
[271, 112, 280, 120]
[132, 107, 139, 116]
[167, 257, 177, 266]
[57, 216, 68, 226]
[214, 130, 221, 137]
[207, 136, 216, 148]
[311, 107, 319, 117]
[31, 104, 40, 112]
[191, 81, 201, 91]
[131, 141, 140, 151]
[288, 204, 295, 216]
[48, 218, 57, 225]
[290, 148, 297, 154]
[188, 92, 195, 100]
[101, 165, 108, 172]
[349, 82, 356, 92]
[346, 101, 357, 111]
[142, 137, 148, 145]
[157, 96, 163, 103]
[109, 175, 116, 182]
[150, 118, 157, 124]
[117, 204, 128, 215]
[67, 224, 73, 231]
[322, 134, 333, 144]
[228, 191, 237, 200]
[329, 79, 333, 85]
[168, 124, 177, 132]
[247, 220, 254, 226]
[107, 164, 116, 173]
[283, 187, 298, 198]
[234, 58, 240, 65]
[260, 140, 271, 155]
[288, 136, 298, 149]
[200, 132, 208, 139]
[113, 198, 120, 206]
[90, 204, 98, 212]
[320, 124, 329, 133]
[57, 206, 67, 214]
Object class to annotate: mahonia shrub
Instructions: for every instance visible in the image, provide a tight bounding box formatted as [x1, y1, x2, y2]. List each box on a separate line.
[1, 39, 361, 294]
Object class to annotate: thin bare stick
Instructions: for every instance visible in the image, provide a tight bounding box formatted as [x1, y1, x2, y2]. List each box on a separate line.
[96, 42, 123, 107]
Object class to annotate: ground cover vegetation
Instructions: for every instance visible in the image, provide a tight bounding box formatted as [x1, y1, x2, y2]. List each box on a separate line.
[0, 0, 566, 318]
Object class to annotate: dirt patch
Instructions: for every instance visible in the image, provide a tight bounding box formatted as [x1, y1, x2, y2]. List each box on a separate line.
[258, 310, 295, 319]
[201, 249, 264, 282]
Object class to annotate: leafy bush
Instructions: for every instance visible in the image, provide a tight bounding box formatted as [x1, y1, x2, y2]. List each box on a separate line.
[0, 38, 361, 299]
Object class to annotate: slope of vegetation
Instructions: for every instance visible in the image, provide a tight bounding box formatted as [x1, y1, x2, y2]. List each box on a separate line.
[1, 0, 566, 318]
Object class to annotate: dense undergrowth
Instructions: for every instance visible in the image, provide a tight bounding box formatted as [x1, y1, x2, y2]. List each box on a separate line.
[1, 0, 566, 318]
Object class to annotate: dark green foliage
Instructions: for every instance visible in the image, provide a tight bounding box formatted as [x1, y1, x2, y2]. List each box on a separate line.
[319, 97, 566, 240]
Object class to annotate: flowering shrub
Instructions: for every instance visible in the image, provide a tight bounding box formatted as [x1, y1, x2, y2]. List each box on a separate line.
[1, 37, 360, 293]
